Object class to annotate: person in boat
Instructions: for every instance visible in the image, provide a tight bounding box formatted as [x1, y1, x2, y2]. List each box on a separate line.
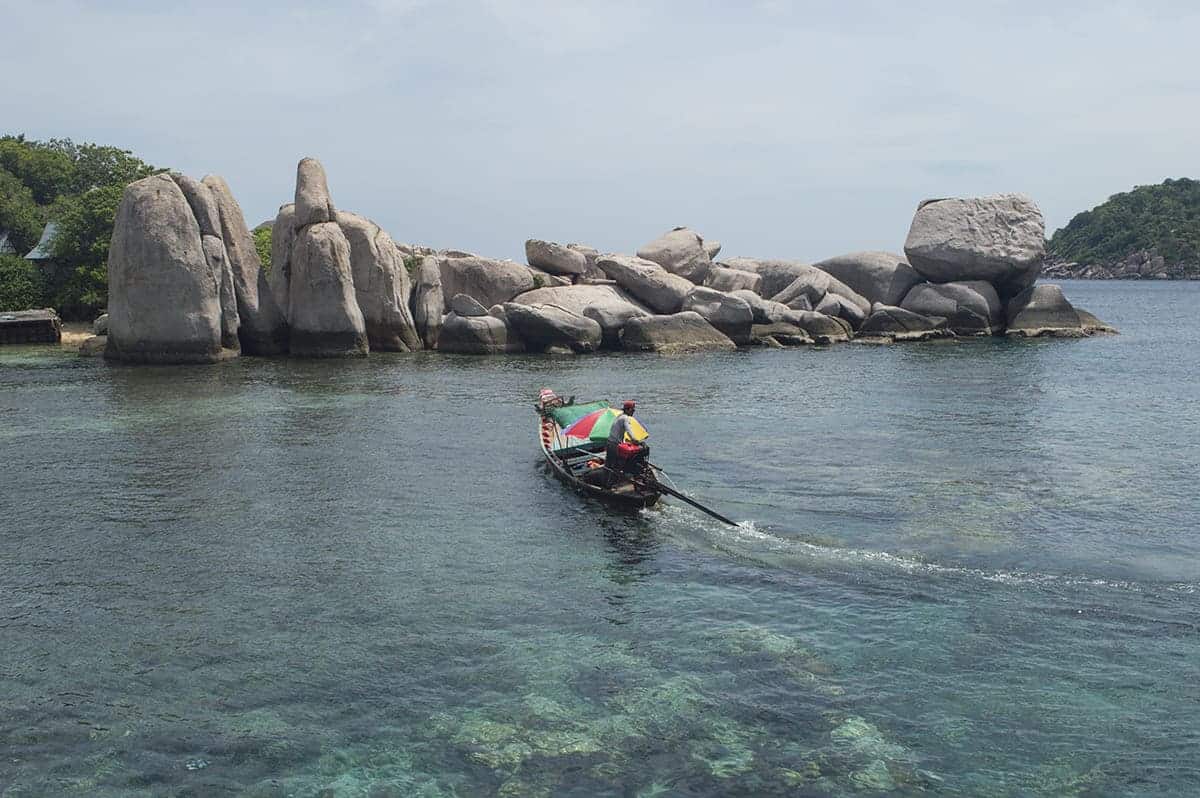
[606, 400, 649, 482]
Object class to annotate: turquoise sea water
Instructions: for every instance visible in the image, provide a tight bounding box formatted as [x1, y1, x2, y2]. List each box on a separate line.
[2, 280, 1198, 796]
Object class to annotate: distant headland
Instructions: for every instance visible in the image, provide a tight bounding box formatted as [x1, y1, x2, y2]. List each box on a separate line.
[1045, 178, 1200, 280]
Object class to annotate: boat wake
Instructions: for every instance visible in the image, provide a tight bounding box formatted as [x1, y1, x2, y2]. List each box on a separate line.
[649, 504, 1198, 597]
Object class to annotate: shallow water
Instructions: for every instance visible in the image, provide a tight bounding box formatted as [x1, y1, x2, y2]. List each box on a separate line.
[2, 280, 1198, 796]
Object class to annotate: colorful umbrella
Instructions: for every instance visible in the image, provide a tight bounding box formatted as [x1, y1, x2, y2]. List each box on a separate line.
[561, 407, 648, 443]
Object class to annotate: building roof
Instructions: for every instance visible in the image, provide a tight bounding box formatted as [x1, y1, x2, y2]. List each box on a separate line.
[24, 222, 58, 260]
[0, 231, 15, 256]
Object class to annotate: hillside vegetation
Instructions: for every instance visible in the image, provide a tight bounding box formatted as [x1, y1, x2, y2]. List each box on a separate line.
[1048, 178, 1200, 275]
[0, 135, 159, 318]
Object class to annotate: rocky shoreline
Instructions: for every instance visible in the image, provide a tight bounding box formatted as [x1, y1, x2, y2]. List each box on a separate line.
[85, 158, 1117, 363]
[1043, 252, 1199, 280]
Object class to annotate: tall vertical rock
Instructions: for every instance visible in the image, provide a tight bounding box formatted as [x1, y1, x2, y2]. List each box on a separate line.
[410, 256, 444, 350]
[203, 175, 289, 354]
[288, 222, 369, 357]
[200, 235, 241, 349]
[285, 158, 368, 357]
[268, 202, 296, 320]
[172, 175, 240, 348]
[336, 210, 422, 351]
[105, 174, 224, 363]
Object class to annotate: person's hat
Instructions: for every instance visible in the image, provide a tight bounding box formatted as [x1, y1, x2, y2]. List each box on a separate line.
[622, 400, 636, 411]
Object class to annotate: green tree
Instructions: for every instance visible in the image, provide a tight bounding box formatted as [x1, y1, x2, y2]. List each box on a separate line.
[47, 183, 125, 319]
[254, 225, 272, 276]
[0, 254, 45, 310]
[0, 168, 45, 255]
[0, 136, 75, 205]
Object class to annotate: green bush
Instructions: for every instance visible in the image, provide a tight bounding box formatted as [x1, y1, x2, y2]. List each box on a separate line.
[254, 226, 272, 276]
[0, 254, 45, 311]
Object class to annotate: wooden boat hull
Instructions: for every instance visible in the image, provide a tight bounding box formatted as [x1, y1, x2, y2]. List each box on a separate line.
[537, 406, 661, 511]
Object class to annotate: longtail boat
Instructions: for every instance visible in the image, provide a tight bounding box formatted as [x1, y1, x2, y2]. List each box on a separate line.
[535, 388, 661, 510]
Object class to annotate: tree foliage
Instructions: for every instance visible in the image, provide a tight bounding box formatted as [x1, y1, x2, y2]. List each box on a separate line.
[1048, 178, 1200, 267]
[0, 134, 160, 318]
[0, 254, 45, 310]
[0, 168, 44, 255]
[253, 225, 272, 276]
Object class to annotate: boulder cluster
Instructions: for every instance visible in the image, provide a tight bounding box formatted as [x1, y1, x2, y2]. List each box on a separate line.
[100, 161, 1114, 364]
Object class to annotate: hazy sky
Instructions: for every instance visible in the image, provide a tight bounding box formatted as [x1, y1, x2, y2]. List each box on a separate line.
[3, 0, 1197, 261]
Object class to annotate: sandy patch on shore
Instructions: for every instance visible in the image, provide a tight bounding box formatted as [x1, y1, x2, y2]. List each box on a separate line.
[60, 322, 93, 349]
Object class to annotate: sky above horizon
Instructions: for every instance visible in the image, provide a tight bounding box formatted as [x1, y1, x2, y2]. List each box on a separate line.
[3, 0, 1198, 262]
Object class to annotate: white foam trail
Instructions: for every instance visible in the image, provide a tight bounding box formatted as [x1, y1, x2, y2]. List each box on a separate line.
[654, 503, 1198, 595]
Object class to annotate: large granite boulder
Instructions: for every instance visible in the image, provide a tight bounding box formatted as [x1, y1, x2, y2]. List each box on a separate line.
[720, 258, 813, 299]
[730, 289, 790, 324]
[749, 322, 813, 346]
[568, 243, 606, 280]
[200, 235, 241, 349]
[438, 256, 537, 311]
[410, 256, 444, 349]
[105, 174, 224, 364]
[903, 194, 1045, 296]
[287, 222, 368, 357]
[438, 311, 522, 354]
[294, 157, 335, 227]
[510, 284, 648, 348]
[596, 254, 693, 313]
[681, 286, 753, 345]
[527, 267, 571, 287]
[704, 239, 722, 261]
[778, 310, 853, 343]
[636, 227, 713, 284]
[170, 174, 222, 238]
[704, 265, 762, 294]
[770, 264, 871, 322]
[525, 239, 588, 275]
[813, 251, 922, 307]
[502, 302, 602, 353]
[813, 292, 866, 327]
[859, 303, 949, 341]
[620, 311, 737, 353]
[1005, 284, 1091, 338]
[450, 293, 489, 316]
[336, 210, 421, 351]
[203, 175, 288, 354]
[901, 280, 1003, 335]
[269, 203, 296, 318]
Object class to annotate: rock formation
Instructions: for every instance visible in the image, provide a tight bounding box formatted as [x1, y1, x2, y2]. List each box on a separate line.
[636, 227, 713, 284]
[526, 239, 588, 276]
[411, 256, 444, 349]
[900, 281, 1003, 335]
[813, 251, 922, 307]
[596, 254, 694, 313]
[620, 312, 737, 353]
[439, 312, 522, 354]
[105, 174, 225, 363]
[509, 284, 648, 349]
[903, 194, 1045, 298]
[438, 256, 538, 311]
[1004, 284, 1089, 337]
[294, 156, 336, 227]
[204, 175, 288, 354]
[287, 221, 369, 357]
[337, 210, 421, 351]
[502, 302, 602, 353]
[704, 266, 762, 294]
[858, 304, 949, 341]
[681, 286, 753, 345]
